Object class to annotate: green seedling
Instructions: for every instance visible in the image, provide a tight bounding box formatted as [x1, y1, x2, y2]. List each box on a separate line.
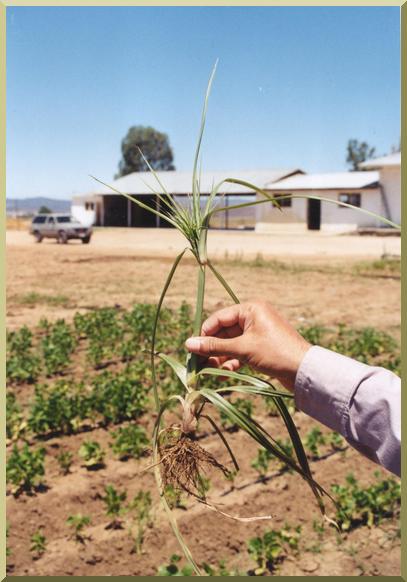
[248, 525, 301, 575]
[30, 530, 47, 558]
[102, 484, 127, 529]
[41, 319, 76, 376]
[56, 450, 73, 475]
[164, 485, 187, 510]
[128, 490, 153, 554]
[329, 431, 346, 451]
[157, 554, 195, 576]
[6, 392, 26, 442]
[304, 427, 326, 459]
[110, 424, 149, 460]
[6, 443, 46, 495]
[79, 440, 105, 469]
[66, 514, 91, 543]
[6, 326, 40, 384]
[332, 473, 400, 531]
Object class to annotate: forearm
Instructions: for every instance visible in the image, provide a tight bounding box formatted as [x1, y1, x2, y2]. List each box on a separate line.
[294, 346, 401, 476]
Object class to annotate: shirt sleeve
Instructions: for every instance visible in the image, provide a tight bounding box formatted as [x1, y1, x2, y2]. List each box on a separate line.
[294, 345, 401, 477]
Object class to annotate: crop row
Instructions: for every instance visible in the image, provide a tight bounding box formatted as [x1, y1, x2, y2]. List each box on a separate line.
[7, 304, 401, 386]
[6, 303, 192, 384]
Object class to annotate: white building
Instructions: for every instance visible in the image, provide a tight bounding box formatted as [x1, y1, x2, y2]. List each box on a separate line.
[359, 152, 401, 225]
[71, 168, 303, 228]
[255, 171, 384, 233]
[72, 153, 400, 232]
[255, 152, 401, 233]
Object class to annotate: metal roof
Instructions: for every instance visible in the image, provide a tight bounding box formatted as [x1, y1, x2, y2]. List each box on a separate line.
[267, 171, 380, 191]
[84, 168, 303, 197]
[359, 152, 401, 169]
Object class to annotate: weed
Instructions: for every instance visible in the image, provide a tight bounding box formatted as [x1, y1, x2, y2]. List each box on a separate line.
[16, 292, 70, 308]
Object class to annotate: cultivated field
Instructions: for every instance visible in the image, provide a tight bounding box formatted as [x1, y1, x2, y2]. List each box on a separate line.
[6, 228, 401, 576]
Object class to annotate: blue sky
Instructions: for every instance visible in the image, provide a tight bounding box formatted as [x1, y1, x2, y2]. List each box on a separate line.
[7, 6, 400, 200]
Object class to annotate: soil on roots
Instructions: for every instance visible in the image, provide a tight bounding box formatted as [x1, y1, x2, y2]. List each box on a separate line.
[159, 433, 230, 500]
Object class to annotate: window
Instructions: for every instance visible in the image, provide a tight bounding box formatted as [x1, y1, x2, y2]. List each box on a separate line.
[47, 216, 55, 224]
[56, 216, 74, 223]
[274, 193, 292, 207]
[85, 202, 94, 210]
[339, 193, 361, 208]
[33, 216, 47, 224]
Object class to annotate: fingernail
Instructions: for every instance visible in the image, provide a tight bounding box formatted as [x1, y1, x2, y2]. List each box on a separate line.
[185, 338, 201, 351]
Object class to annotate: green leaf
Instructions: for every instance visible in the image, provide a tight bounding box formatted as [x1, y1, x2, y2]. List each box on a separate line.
[192, 60, 218, 222]
[198, 366, 270, 388]
[156, 353, 188, 391]
[207, 259, 240, 304]
[215, 384, 294, 399]
[151, 249, 188, 408]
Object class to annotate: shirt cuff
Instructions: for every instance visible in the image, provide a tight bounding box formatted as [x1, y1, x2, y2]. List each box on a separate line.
[294, 345, 371, 436]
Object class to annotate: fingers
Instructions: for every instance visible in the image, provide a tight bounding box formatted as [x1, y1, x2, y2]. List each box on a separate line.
[220, 358, 241, 372]
[185, 335, 244, 358]
[201, 304, 243, 337]
[207, 356, 241, 371]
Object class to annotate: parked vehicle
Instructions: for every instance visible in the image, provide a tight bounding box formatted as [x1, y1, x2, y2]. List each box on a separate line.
[30, 214, 93, 244]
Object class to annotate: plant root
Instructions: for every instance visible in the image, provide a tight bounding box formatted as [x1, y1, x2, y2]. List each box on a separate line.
[159, 433, 230, 501]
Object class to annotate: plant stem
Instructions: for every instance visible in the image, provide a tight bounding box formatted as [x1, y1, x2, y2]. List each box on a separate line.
[187, 262, 206, 386]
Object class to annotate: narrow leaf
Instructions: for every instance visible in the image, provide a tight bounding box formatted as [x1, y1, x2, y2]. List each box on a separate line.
[156, 352, 189, 391]
[151, 248, 188, 409]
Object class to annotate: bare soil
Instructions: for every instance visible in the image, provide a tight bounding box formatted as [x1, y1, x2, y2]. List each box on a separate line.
[6, 228, 401, 576]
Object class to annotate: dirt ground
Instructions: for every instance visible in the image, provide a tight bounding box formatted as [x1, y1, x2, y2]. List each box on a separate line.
[6, 227, 401, 576]
[6, 228, 401, 334]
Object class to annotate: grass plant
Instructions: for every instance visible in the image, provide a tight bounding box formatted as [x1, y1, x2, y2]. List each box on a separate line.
[93, 62, 399, 574]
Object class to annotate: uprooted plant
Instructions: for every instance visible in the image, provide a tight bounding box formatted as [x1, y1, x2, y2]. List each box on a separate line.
[93, 62, 400, 575]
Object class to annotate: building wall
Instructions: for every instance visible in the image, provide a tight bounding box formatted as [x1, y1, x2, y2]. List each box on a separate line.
[379, 166, 401, 224]
[71, 204, 96, 226]
[255, 188, 383, 232]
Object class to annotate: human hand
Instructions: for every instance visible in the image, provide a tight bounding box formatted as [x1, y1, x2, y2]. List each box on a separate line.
[185, 301, 311, 391]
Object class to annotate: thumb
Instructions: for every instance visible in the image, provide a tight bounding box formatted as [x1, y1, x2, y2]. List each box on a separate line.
[185, 335, 243, 358]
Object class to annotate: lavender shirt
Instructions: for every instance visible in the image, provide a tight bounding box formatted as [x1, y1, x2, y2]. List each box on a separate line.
[294, 346, 401, 477]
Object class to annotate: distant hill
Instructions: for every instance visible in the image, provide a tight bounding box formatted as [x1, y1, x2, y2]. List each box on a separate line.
[6, 197, 71, 215]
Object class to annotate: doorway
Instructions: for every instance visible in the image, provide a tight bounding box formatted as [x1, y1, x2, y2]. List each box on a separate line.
[307, 198, 321, 230]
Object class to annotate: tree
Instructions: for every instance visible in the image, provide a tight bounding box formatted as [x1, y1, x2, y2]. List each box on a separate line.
[116, 126, 175, 178]
[38, 205, 52, 214]
[346, 139, 376, 171]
